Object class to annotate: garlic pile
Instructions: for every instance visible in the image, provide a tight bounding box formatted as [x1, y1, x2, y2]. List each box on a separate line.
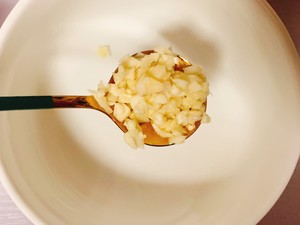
[93, 47, 210, 149]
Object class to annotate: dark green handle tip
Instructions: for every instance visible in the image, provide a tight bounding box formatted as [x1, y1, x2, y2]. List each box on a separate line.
[0, 96, 54, 111]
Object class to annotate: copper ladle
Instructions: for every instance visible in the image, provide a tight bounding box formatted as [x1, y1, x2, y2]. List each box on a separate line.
[0, 50, 205, 146]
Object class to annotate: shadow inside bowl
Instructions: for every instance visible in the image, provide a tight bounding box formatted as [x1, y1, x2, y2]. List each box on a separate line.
[159, 23, 221, 83]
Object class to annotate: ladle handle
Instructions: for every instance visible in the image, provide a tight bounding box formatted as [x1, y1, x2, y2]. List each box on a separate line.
[0, 96, 54, 111]
[0, 96, 92, 111]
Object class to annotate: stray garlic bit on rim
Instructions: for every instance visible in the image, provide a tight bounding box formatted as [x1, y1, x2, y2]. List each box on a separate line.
[93, 47, 210, 149]
[97, 45, 111, 58]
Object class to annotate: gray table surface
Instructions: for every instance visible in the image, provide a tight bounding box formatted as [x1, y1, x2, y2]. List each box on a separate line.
[0, 0, 299, 224]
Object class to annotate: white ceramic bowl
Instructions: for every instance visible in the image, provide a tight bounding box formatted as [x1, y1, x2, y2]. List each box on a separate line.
[0, 0, 300, 225]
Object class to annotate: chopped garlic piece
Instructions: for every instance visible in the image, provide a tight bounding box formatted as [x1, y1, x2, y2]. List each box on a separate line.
[169, 135, 187, 145]
[201, 112, 211, 123]
[113, 103, 131, 122]
[95, 96, 113, 114]
[92, 47, 210, 149]
[124, 130, 145, 149]
[97, 45, 111, 58]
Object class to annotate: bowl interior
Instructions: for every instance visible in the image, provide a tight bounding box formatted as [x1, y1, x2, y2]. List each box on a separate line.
[0, 0, 300, 225]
